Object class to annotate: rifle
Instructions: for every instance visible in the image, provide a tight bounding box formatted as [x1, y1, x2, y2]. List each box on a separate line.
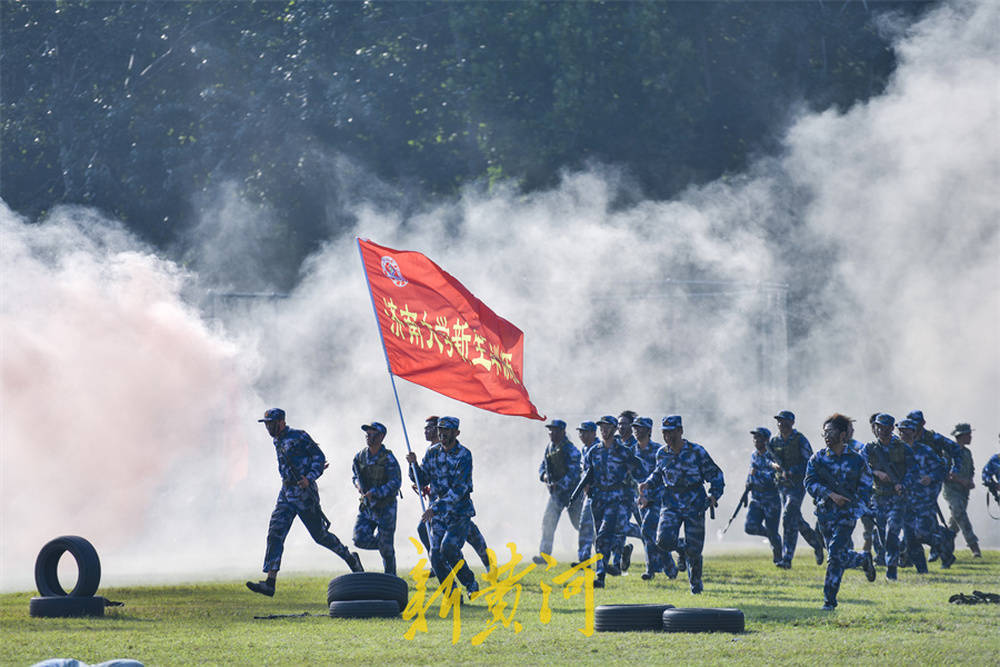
[568, 466, 594, 506]
[722, 486, 751, 536]
[987, 482, 1000, 520]
[934, 501, 949, 529]
[811, 463, 857, 515]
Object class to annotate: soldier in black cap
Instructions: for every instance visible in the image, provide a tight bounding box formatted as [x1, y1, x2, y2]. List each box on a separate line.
[247, 408, 362, 597]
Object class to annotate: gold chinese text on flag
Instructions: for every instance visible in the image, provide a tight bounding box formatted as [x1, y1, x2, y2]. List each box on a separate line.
[358, 238, 544, 420]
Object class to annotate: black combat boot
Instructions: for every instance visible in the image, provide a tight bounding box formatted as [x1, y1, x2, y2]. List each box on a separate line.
[246, 579, 275, 597]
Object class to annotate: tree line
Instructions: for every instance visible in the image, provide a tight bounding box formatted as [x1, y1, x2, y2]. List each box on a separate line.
[2, 0, 932, 284]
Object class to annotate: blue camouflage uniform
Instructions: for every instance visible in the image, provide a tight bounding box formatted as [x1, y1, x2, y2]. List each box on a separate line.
[620, 434, 644, 545]
[767, 426, 824, 565]
[633, 437, 672, 576]
[409, 421, 479, 593]
[850, 435, 877, 552]
[583, 434, 643, 580]
[538, 430, 584, 558]
[984, 453, 1000, 488]
[352, 441, 402, 575]
[415, 504, 492, 576]
[862, 434, 916, 570]
[414, 422, 491, 574]
[984, 453, 1000, 513]
[576, 432, 599, 563]
[805, 445, 873, 609]
[262, 424, 354, 573]
[905, 431, 956, 571]
[744, 449, 783, 561]
[644, 424, 725, 594]
[913, 424, 963, 476]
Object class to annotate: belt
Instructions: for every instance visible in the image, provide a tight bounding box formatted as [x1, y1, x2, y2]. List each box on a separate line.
[593, 483, 626, 492]
[663, 483, 701, 493]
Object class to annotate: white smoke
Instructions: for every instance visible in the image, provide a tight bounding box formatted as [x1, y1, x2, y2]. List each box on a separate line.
[1, 0, 997, 592]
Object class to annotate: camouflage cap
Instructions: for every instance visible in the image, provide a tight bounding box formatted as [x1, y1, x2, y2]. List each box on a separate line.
[951, 423, 972, 436]
[632, 417, 654, 430]
[437, 416, 460, 429]
[661, 415, 683, 430]
[596, 415, 619, 427]
[897, 419, 918, 431]
[906, 410, 925, 424]
[361, 421, 387, 435]
[545, 419, 567, 430]
[774, 410, 795, 422]
[258, 408, 285, 422]
[750, 427, 771, 439]
[874, 413, 895, 427]
[577, 421, 597, 432]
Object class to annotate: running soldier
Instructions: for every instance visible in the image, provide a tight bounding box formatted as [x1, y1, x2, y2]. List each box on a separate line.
[581, 415, 644, 588]
[415, 416, 492, 576]
[406, 416, 480, 596]
[631, 417, 673, 580]
[898, 419, 956, 570]
[908, 410, 962, 564]
[805, 413, 877, 611]
[859, 413, 882, 555]
[352, 422, 402, 574]
[768, 410, 825, 568]
[744, 427, 783, 564]
[640, 415, 725, 595]
[573, 421, 599, 566]
[534, 419, 584, 564]
[613, 410, 642, 573]
[943, 423, 981, 558]
[247, 409, 362, 597]
[862, 413, 915, 580]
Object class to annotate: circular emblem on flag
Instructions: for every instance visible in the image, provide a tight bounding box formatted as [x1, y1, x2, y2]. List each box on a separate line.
[381, 256, 408, 287]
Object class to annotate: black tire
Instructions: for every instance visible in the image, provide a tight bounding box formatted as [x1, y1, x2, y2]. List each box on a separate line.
[594, 603, 676, 632]
[661, 607, 745, 633]
[327, 573, 407, 611]
[34, 535, 101, 597]
[29, 595, 105, 618]
[328, 599, 400, 619]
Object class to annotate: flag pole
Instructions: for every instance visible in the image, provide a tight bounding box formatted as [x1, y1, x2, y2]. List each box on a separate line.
[357, 238, 427, 517]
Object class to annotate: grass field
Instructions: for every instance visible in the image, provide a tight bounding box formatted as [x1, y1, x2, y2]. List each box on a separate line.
[2, 548, 999, 666]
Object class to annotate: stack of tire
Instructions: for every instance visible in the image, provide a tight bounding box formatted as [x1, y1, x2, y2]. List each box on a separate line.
[595, 604, 744, 633]
[30, 536, 107, 618]
[327, 573, 408, 619]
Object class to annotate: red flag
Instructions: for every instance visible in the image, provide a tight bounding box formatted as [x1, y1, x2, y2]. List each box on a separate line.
[358, 238, 544, 420]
